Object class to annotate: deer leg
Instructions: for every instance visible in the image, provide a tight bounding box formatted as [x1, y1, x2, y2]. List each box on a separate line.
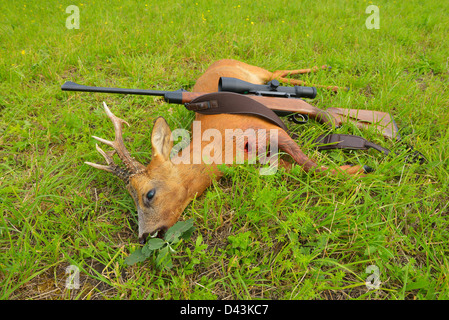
[271, 65, 329, 79]
[271, 66, 340, 92]
[277, 130, 318, 172]
[277, 130, 365, 176]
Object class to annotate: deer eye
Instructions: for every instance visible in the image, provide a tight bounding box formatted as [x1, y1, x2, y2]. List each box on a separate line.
[146, 188, 156, 202]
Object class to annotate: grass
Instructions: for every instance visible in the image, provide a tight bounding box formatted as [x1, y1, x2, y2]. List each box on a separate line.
[1, 0, 449, 300]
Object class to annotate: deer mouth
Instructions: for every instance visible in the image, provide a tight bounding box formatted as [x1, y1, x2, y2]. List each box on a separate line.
[139, 226, 168, 244]
[152, 226, 167, 239]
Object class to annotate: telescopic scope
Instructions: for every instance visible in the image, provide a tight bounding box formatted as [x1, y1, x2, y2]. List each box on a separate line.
[218, 77, 317, 99]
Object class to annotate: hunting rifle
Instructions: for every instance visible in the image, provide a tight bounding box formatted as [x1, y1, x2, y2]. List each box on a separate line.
[61, 77, 399, 140]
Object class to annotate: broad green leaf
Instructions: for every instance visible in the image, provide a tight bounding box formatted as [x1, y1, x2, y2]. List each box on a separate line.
[155, 246, 173, 270]
[195, 233, 203, 247]
[405, 278, 430, 291]
[124, 248, 147, 266]
[146, 238, 166, 250]
[180, 224, 195, 240]
[164, 219, 195, 243]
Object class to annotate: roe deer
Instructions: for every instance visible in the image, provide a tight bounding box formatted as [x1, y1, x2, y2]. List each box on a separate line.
[86, 59, 364, 244]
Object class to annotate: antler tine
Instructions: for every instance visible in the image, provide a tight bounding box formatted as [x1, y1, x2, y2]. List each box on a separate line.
[85, 144, 131, 183]
[91, 102, 146, 175]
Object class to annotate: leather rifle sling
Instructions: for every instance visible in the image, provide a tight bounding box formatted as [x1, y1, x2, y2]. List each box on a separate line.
[185, 92, 290, 132]
[312, 133, 390, 155]
[185, 92, 390, 155]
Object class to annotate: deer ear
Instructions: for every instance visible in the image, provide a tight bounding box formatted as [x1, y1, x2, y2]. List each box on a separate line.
[151, 117, 173, 161]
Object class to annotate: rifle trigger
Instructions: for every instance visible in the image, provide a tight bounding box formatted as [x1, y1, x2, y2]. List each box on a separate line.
[289, 113, 309, 124]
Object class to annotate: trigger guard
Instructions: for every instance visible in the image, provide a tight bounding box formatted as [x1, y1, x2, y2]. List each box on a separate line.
[289, 113, 309, 124]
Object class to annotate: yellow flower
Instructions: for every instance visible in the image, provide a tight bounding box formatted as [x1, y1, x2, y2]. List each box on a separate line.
[21, 50, 25, 55]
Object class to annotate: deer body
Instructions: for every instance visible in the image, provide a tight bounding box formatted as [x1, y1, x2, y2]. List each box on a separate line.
[87, 59, 361, 243]
[192, 59, 338, 92]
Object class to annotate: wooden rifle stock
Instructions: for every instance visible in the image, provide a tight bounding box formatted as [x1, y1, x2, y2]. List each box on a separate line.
[179, 92, 398, 139]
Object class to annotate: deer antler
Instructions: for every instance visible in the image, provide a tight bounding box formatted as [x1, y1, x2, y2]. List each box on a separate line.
[85, 102, 146, 183]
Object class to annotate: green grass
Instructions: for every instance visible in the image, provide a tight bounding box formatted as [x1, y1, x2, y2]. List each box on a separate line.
[1, 0, 449, 299]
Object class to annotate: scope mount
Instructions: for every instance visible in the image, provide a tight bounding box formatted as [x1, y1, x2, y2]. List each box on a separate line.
[253, 91, 295, 98]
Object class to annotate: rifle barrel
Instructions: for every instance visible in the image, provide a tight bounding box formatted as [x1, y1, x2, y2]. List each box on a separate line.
[61, 81, 168, 96]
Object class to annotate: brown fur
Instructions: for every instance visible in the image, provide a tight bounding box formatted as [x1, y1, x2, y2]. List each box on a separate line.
[88, 59, 362, 243]
[193, 59, 339, 92]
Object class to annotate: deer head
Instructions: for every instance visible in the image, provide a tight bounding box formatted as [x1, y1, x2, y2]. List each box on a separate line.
[86, 103, 191, 244]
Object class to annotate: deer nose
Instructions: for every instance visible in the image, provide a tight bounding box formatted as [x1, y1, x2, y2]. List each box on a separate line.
[139, 233, 149, 245]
